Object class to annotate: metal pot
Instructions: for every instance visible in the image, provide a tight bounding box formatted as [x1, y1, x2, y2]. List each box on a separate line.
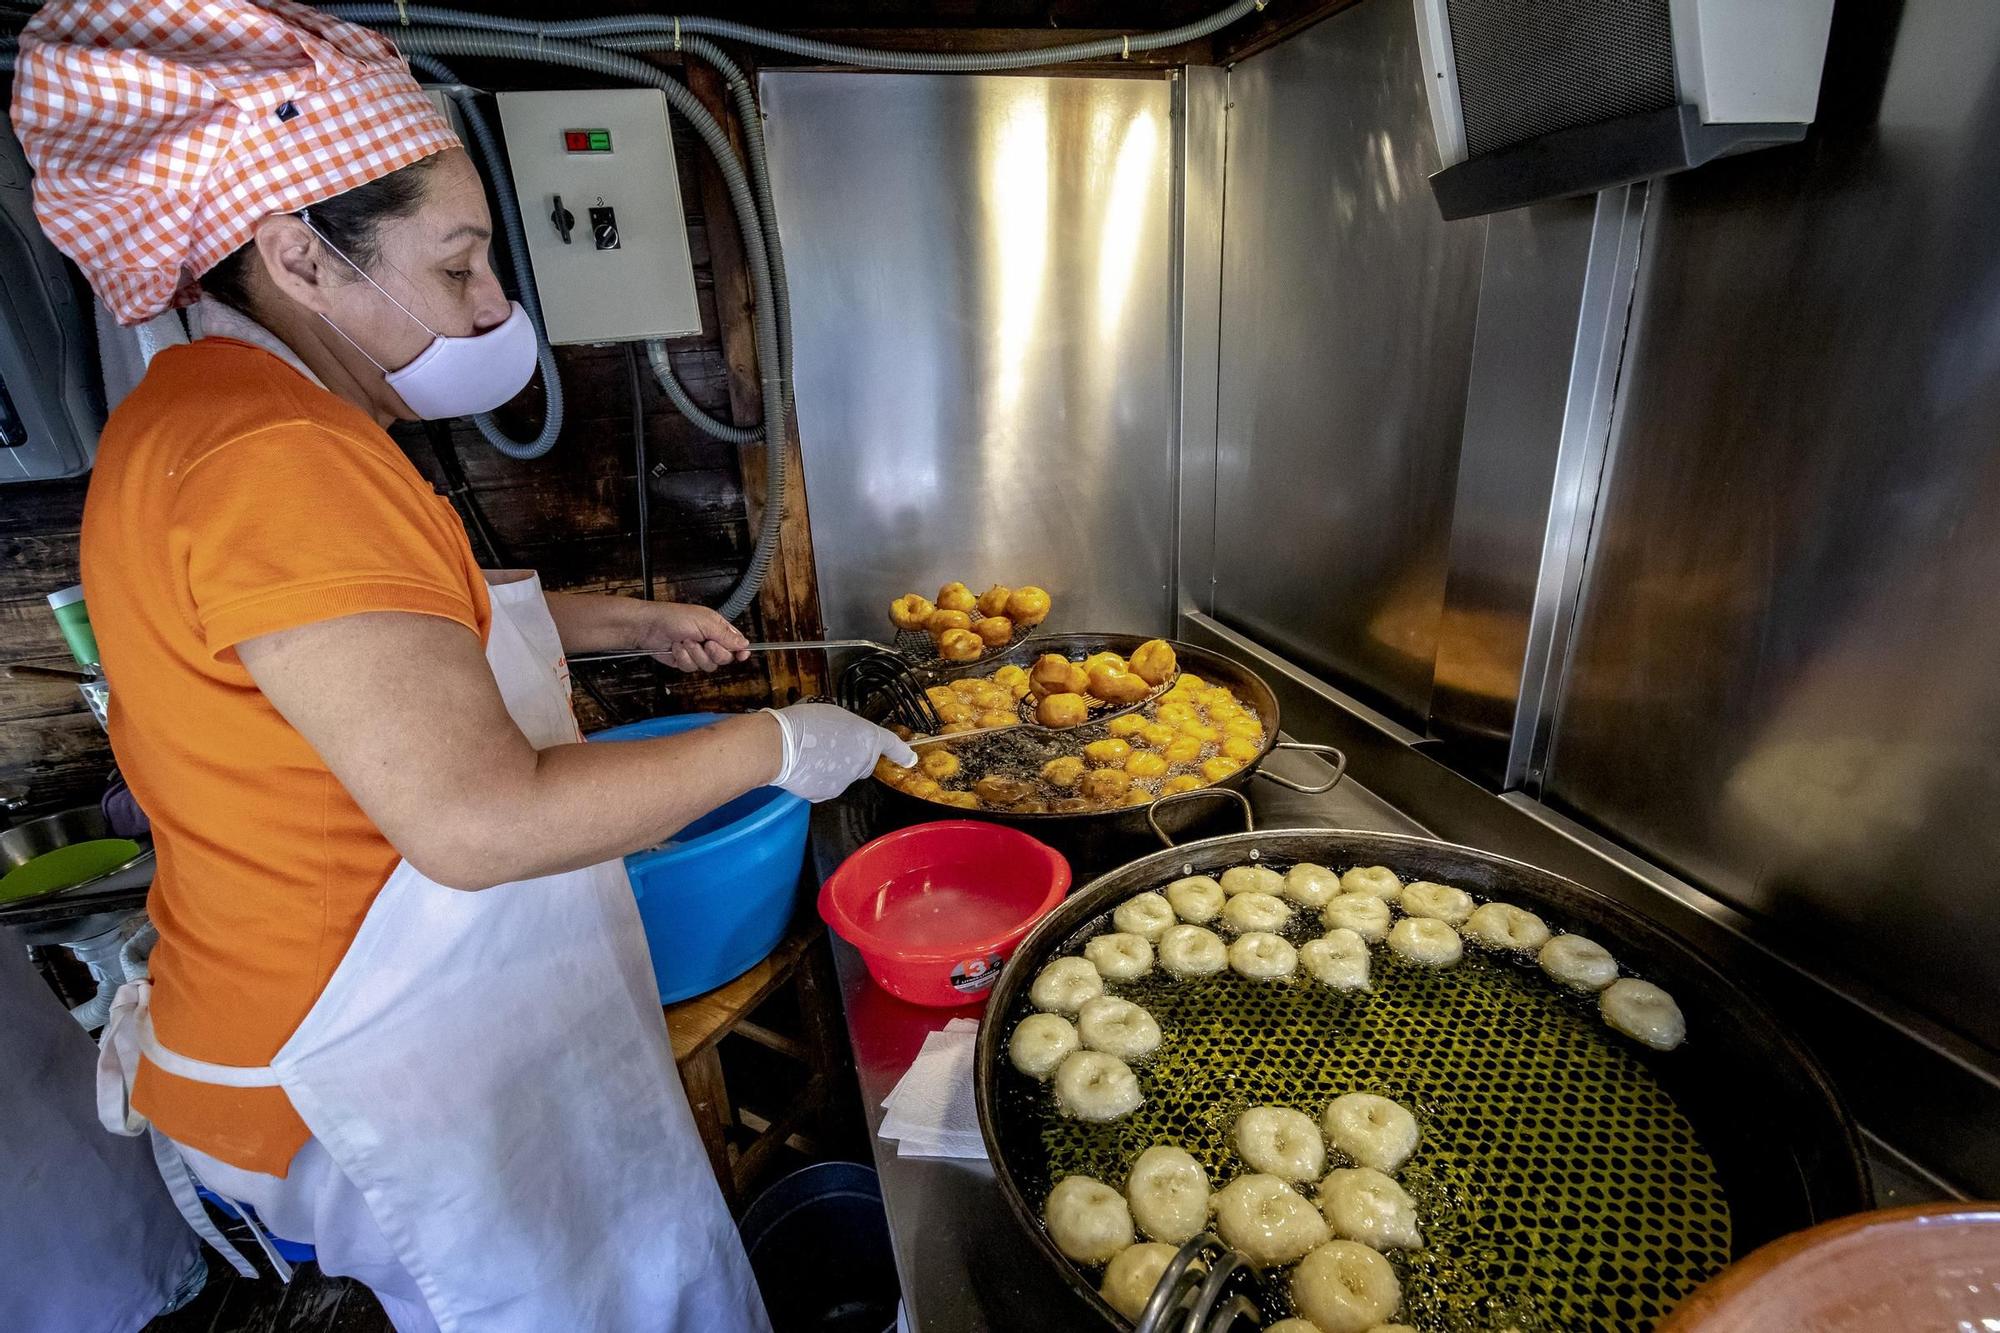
[972, 805, 1871, 1329]
[860, 633, 1345, 867]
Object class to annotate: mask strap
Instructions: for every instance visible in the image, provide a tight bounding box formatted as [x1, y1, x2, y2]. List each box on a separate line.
[295, 207, 442, 367]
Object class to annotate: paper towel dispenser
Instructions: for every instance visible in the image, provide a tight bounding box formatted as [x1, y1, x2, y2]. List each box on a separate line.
[1413, 0, 1837, 219]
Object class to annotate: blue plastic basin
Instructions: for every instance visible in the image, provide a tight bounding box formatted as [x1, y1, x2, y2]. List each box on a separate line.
[591, 713, 810, 1004]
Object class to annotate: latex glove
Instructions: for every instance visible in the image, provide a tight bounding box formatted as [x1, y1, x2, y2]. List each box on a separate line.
[764, 703, 918, 802]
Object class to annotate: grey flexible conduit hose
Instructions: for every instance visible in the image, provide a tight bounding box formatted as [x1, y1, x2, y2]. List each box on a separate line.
[406, 53, 563, 460]
[323, 3, 1264, 72]
[384, 27, 787, 620]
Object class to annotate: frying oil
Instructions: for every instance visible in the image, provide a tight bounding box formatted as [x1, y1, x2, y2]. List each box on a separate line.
[999, 907, 1732, 1332]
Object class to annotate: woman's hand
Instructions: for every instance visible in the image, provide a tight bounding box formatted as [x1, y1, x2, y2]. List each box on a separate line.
[629, 601, 750, 672]
[543, 590, 748, 671]
[765, 703, 918, 802]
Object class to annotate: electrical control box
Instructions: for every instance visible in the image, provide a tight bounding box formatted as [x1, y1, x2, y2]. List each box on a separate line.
[496, 89, 703, 345]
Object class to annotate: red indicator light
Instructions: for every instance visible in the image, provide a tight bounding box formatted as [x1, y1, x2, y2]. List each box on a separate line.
[563, 130, 592, 152]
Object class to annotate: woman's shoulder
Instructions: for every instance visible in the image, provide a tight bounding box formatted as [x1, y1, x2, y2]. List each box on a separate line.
[109, 338, 405, 480]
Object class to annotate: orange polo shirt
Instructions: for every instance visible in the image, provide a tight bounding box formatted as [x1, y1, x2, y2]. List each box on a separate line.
[83, 338, 492, 1176]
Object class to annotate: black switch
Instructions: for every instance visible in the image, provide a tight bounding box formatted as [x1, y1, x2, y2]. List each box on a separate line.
[589, 205, 620, 251]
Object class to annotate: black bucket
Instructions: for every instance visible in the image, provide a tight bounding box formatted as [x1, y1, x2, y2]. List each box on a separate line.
[738, 1161, 899, 1333]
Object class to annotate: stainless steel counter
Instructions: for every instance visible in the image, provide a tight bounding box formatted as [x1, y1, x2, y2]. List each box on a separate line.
[811, 745, 1420, 1333]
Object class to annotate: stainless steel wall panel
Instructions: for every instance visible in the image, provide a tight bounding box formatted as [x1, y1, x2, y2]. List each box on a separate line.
[1430, 186, 1647, 786]
[1172, 66, 1228, 624]
[1545, 0, 2000, 1051]
[1428, 196, 1601, 773]
[1211, 0, 1487, 722]
[761, 72, 1177, 640]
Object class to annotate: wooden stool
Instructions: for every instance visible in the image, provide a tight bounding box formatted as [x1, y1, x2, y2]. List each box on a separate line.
[664, 912, 845, 1212]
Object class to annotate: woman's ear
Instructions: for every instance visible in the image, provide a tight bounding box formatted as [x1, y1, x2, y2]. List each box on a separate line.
[251, 213, 337, 314]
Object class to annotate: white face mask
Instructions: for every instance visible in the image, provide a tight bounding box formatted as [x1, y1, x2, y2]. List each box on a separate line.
[299, 210, 538, 420]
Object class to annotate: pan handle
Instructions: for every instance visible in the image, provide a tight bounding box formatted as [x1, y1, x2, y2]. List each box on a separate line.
[1253, 741, 1348, 795]
[1146, 787, 1254, 847]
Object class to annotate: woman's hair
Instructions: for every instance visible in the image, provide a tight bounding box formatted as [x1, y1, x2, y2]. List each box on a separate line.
[199, 155, 439, 315]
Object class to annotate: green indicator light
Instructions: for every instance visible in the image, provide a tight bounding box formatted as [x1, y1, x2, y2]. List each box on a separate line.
[588, 130, 612, 151]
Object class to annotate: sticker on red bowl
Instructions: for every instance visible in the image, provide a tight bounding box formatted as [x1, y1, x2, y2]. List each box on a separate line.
[950, 954, 1005, 993]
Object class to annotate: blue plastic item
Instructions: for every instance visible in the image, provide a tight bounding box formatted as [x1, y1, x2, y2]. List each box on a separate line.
[194, 1186, 317, 1264]
[590, 713, 811, 1003]
[738, 1162, 898, 1333]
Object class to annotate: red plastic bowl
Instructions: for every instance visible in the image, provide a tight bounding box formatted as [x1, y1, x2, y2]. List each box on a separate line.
[820, 821, 1071, 1007]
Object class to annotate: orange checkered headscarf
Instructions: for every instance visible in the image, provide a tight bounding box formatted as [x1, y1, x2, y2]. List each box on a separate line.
[11, 0, 460, 325]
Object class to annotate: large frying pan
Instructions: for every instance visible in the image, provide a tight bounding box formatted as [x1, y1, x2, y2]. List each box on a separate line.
[860, 633, 1344, 864]
[972, 808, 1872, 1330]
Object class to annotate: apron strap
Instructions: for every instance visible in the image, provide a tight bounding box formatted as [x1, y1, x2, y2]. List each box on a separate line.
[149, 1128, 290, 1282]
[140, 1008, 283, 1088]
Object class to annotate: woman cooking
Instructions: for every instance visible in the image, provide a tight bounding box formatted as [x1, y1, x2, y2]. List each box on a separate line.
[11, 2, 913, 1329]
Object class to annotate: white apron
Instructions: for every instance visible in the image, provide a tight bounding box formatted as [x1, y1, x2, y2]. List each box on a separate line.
[98, 572, 770, 1333]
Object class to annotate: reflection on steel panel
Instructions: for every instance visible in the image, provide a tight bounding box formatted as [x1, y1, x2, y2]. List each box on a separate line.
[1212, 0, 1487, 723]
[760, 72, 1177, 641]
[1431, 187, 1647, 788]
[1546, 0, 2000, 1051]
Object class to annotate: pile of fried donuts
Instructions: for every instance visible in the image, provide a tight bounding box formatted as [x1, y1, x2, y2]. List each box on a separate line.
[888, 580, 1052, 662]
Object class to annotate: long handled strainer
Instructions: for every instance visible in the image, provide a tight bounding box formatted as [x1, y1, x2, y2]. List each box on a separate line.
[1134, 1233, 1268, 1333]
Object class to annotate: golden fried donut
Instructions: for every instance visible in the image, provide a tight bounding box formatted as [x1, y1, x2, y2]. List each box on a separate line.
[937, 628, 984, 661]
[932, 698, 975, 725]
[1160, 774, 1203, 796]
[1207, 697, 1245, 722]
[1125, 751, 1169, 780]
[875, 757, 913, 787]
[975, 709, 1019, 729]
[903, 777, 943, 801]
[938, 790, 981, 810]
[1165, 674, 1205, 697]
[1156, 702, 1199, 729]
[1030, 654, 1090, 697]
[975, 775, 1036, 806]
[919, 750, 961, 781]
[1006, 586, 1052, 628]
[1053, 797, 1095, 813]
[1037, 693, 1091, 728]
[966, 684, 1010, 712]
[889, 594, 934, 631]
[1178, 722, 1221, 744]
[938, 720, 976, 734]
[1138, 722, 1177, 749]
[991, 664, 1031, 697]
[1087, 663, 1151, 705]
[1222, 735, 1262, 763]
[1079, 768, 1131, 803]
[936, 581, 979, 614]
[1041, 756, 1088, 788]
[1200, 756, 1244, 782]
[977, 584, 1014, 618]
[1128, 639, 1178, 687]
[948, 678, 983, 696]
[1223, 716, 1264, 740]
[1123, 787, 1156, 806]
[926, 609, 972, 637]
[973, 616, 1015, 648]
[1084, 738, 1133, 768]
[1163, 735, 1203, 764]
[1082, 651, 1128, 677]
[1106, 714, 1147, 738]
[927, 685, 959, 709]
